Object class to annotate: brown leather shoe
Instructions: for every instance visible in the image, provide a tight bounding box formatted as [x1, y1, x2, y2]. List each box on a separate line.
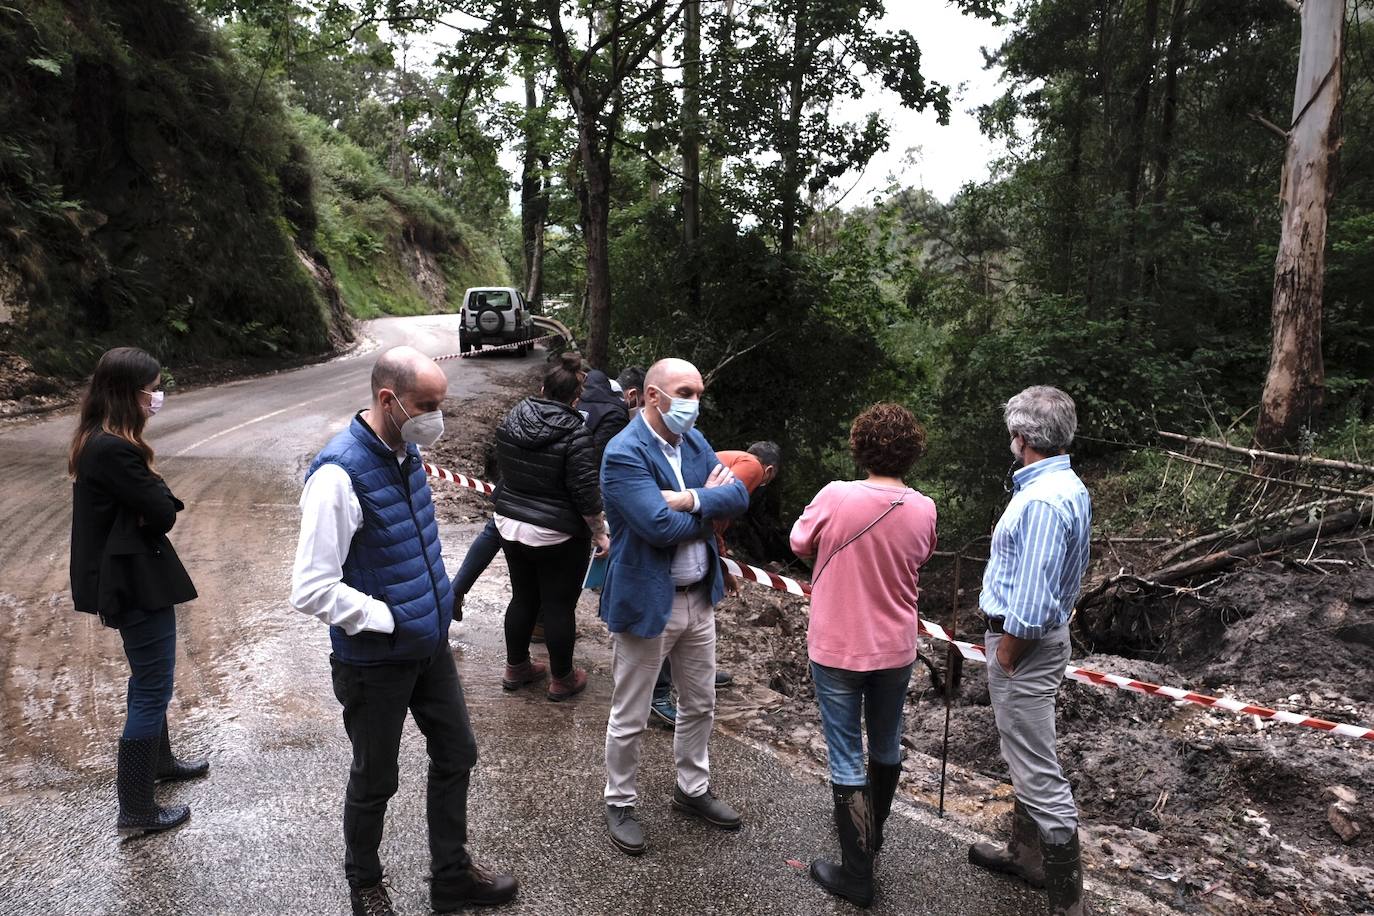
[547, 668, 588, 701]
[501, 658, 547, 691]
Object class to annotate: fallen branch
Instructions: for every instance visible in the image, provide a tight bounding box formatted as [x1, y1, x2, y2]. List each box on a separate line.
[1158, 431, 1374, 476]
[1148, 506, 1373, 584]
[1164, 450, 1374, 500]
[1155, 497, 1339, 566]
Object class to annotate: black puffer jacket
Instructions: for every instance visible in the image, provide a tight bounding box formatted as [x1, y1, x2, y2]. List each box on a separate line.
[494, 397, 603, 536]
[579, 370, 629, 465]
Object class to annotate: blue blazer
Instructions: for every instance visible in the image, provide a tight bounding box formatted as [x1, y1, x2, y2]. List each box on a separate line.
[599, 414, 750, 638]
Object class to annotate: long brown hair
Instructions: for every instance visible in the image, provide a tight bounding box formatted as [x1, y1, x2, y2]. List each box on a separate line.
[68, 347, 163, 479]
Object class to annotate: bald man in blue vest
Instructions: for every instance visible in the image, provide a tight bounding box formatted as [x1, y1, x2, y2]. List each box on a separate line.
[291, 346, 516, 916]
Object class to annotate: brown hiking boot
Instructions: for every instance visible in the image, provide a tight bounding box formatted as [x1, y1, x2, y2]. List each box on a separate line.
[968, 798, 1046, 887]
[501, 658, 547, 691]
[547, 668, 587, 701]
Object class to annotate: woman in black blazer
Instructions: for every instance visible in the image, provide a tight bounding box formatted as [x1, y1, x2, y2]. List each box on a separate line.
[69, 347, 206, 836]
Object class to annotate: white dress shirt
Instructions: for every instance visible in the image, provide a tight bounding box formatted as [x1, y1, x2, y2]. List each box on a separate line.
[290, 462, 397, 636]
[641, 414, 710, 585]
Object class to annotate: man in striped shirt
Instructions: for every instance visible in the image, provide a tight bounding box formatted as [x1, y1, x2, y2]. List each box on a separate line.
[970, 386, 1093, 916]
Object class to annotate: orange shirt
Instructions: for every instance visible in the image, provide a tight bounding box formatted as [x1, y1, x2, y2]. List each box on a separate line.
[713, 451, 766, 552]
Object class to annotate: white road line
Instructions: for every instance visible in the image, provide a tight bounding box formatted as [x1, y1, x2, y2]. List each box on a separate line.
[169, 390, 341, 458]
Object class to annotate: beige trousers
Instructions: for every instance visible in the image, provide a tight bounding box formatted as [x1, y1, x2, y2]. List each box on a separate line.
[603, 585, 717, 807]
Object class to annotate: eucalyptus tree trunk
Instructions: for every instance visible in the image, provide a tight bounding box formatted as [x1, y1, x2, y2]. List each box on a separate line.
[1254, 0, 1343, 449]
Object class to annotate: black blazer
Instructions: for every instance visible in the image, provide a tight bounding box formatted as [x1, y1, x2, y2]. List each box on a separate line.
[69, 432, 197, 627]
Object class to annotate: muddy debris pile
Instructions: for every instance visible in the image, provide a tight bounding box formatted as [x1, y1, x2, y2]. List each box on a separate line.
[711, 552, 1374, 914]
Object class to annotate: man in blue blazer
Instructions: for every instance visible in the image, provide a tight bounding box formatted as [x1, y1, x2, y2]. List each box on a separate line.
[599, 358, 751, 856]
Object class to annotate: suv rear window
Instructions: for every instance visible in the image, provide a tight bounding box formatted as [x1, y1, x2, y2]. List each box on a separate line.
[469, 290, 514, 311]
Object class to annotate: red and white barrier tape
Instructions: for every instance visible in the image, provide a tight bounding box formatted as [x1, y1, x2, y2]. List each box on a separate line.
[433, 334, 561, 362]
[423, 462, 1374, 743]
[423, 462, 495, 496]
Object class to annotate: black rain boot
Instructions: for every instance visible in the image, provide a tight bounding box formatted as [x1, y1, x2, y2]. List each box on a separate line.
[968, 798, 1046, 887]
[156, 720, 209, 783]
[117, 737, 190, 836]
[869, 760, 901, 852]
[1042, 831, 1089, 916]
[809, 784, 875, 908]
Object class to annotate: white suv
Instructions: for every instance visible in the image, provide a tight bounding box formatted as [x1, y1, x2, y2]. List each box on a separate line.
[458, 287, 536, 355]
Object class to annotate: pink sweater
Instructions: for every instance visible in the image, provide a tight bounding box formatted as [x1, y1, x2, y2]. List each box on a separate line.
[790, 481, 938, 671]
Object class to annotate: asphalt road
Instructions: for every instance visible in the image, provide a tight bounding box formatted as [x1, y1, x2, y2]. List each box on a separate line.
[0, 316, 1147, 915]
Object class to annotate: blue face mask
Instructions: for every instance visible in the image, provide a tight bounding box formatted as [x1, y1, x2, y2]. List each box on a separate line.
[651, 386, 700, 435]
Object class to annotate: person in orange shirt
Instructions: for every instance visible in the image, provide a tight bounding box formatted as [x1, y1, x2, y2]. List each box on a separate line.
[651, 441, 781, 726]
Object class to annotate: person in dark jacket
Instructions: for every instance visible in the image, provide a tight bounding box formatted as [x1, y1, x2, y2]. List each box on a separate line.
[290, 346, 516, 916]
[578, 369, 630, 464]
[68, 346, 206, 837]
[494, 353, 610, 701]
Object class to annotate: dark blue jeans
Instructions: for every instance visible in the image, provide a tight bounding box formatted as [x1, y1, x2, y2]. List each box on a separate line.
[451, 517, 501, 596]
[810, 661, 913, 786]
[118, 607, 177, 741]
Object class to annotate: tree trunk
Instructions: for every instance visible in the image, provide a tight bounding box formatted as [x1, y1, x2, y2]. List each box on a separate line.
[581, 128, 614, 370]
[1254, 0, 1343, 450]
[520, 63, 547, 307]
[1151, 0, 1187, 209]
[1116, 0, 1159, 312]
[682, 0, 701, 309]
[779, 0, 810, 255]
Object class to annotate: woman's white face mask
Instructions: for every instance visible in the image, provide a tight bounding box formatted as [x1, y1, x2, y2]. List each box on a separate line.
[143, 388, 165, 417]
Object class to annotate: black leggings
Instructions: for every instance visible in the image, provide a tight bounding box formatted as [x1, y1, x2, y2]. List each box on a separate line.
[500, 536, 589, 678]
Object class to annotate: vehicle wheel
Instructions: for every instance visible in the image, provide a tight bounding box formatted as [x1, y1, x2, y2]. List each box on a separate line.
[459, 333, 473, 354]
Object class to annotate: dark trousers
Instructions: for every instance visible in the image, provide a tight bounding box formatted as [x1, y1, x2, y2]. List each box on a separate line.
[330, 646, 479, 889]
[500, 536, 588, 678]
[451, 517, 501, 595]
[655, 656, 673, 699]
[118, 607, 177, 741]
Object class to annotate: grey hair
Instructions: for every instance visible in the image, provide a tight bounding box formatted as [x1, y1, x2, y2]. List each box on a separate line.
[1004, 386, 1077, 454]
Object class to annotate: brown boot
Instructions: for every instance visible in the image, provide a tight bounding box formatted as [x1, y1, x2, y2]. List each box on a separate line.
[501, 658, 547, 691]
[1043, 831, 1089, 915]
[968, 799, 1046, 887]
[547, 668, 587, 701]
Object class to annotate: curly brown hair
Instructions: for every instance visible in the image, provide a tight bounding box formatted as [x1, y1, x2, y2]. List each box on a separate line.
[849, 403, 927, 478]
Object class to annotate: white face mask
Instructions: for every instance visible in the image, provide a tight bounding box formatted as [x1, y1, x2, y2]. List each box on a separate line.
[145, 389, 165, 417]
[392, 398, 444, 449]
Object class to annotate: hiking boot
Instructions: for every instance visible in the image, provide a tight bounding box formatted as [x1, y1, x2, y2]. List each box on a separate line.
[650, 693, 678, 728]
[714, 670, 734, 688]
[869, 759, 901, 851]
[547, 668, 588, 702]
[671, 784, 741, 830]
[606, 804, 646, 856]
[116, 736, 191, 836]
[968, 798, 1046, 887]
[1042, 831, 1089, 916]
[501, 658, 547, 691]
[350, 880, 395, 916]
[156, 721, 209, 783]
[810, 783, 875, 908]
[432, 862, 519, 911]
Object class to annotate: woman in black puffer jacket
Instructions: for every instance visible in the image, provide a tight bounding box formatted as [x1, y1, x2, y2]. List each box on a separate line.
[493, 353, 610, 701]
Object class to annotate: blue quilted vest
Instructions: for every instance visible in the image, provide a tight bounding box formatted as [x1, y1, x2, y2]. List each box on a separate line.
[306, 413, 453, 664]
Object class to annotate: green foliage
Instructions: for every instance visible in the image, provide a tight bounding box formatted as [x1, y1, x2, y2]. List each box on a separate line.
[0, 0, 332, 375]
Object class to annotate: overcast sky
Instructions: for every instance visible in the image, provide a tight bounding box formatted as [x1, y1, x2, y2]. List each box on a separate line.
[409, 3, 1011, 208]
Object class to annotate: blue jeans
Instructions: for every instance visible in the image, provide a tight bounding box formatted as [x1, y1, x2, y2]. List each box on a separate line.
[451, 517, 501, 595]
[118, 607, 177, 741]
[811, 661, 912, 786]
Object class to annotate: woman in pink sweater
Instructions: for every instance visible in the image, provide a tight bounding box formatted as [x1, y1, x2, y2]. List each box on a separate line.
[789, 403, 938, 908]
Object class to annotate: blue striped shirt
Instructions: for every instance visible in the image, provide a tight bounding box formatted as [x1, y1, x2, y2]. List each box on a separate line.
[980, 454, 1092, 640]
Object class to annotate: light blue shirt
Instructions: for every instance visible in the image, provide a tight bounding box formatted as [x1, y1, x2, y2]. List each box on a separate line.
[980, 454, 1092, 640]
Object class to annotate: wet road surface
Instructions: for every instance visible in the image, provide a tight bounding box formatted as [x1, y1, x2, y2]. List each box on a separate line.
[0, 316, 1148, 915]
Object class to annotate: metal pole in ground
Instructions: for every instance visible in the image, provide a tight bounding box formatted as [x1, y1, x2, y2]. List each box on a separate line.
[938, 552, 962, 818]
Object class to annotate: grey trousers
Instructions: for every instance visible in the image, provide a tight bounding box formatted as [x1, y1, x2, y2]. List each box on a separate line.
[604, 586, 717, 807]
[985, 623, 1079, 844]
